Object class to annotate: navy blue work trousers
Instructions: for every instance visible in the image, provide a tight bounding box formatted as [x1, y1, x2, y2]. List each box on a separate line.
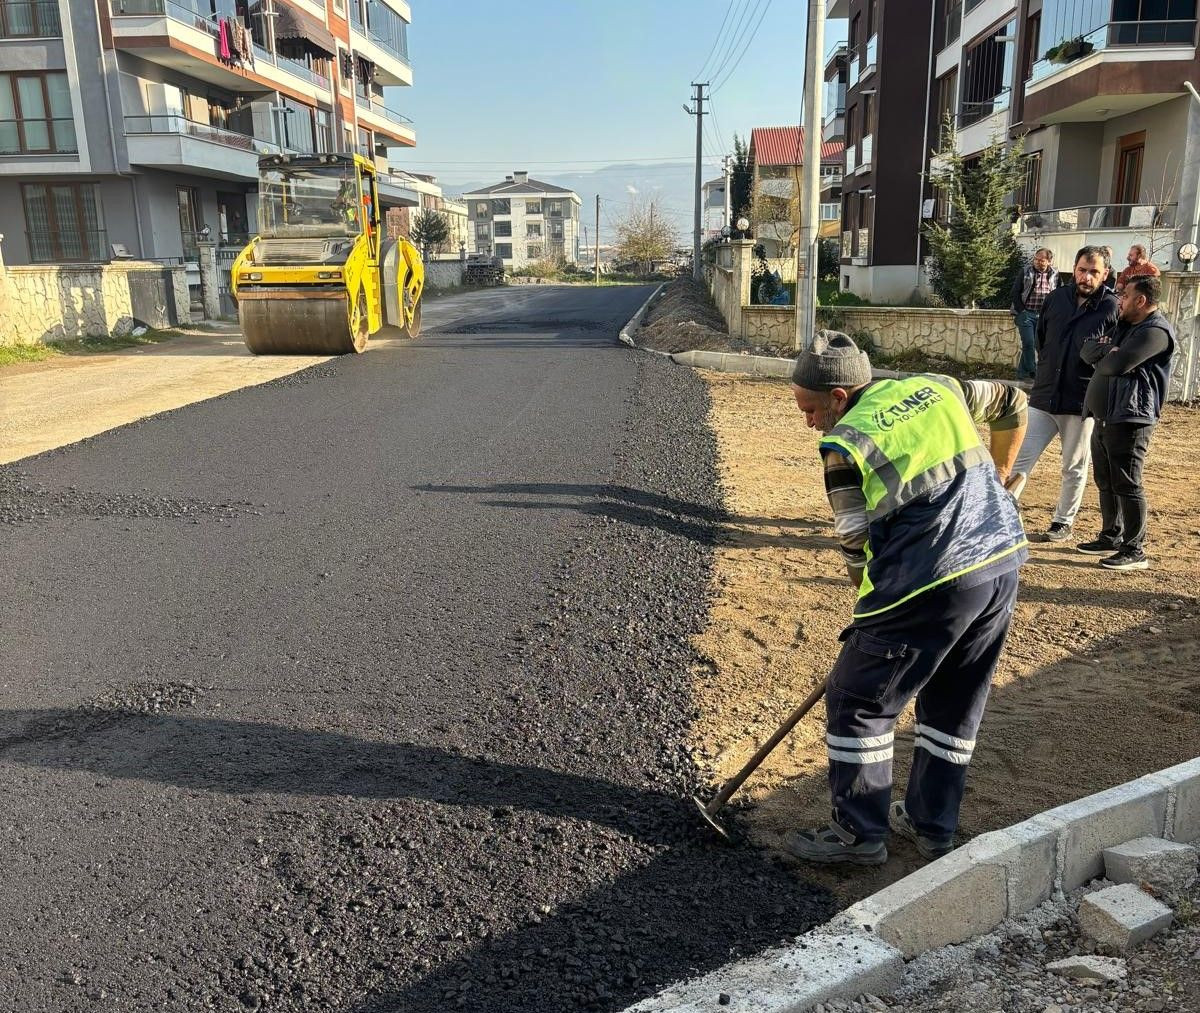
[825, 570, 1019, 842]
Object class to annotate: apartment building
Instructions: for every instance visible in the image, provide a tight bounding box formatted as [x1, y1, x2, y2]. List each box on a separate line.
[702, 173, 727, 238]
[829, 0, 936, 302]
[746, 125, 843, 259]
[0, 0, 417, 267]
[463, 171, 582, 268]
[821, 38, 849, 232]
[384, 170, 469, 254]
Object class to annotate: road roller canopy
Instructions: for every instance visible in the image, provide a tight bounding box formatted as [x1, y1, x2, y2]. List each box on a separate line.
[257, 159, 370, 241]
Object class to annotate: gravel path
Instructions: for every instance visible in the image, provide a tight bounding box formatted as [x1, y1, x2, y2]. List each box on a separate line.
[0, 286, 832, 1013]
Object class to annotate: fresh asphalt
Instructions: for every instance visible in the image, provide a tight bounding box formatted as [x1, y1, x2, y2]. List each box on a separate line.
[0, 285, 834, 1012]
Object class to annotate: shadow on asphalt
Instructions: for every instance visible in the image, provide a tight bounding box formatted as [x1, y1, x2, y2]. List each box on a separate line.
[416, 481, 837, 551]
[1, 708, 836, 1012]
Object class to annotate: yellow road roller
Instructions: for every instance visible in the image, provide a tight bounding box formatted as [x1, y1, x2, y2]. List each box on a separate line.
[231, 152, 423, 355]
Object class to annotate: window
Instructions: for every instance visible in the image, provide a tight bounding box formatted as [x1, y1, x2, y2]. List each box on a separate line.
[314, 108, 332, 153]
[1111, 0, 1198, 44]
[492, 198, 510, 214]
[526, 222, 542, 238]
[960, 20, 1016, 126]
[332, 0, 345, 15]
[527, 243, 543, 259]
[943, 0, 962, 46]
[178, 186, 202, 260]
[475, 202, 488, 216]
[549, 220, 563, 239]
[280, 96, 315, 152]
[1022, 13, 1041, 81]
[935, 68, 957, 143]
[547, 200, 562, 216]
[1018, 152, 1041, 211]
[337, 47, 351, 94]
[494, 220, 512, 237]
[1113, 131, 1145, 205]
[526, 199, 542, 214]
[22, 181, 104, 262]
[863, 93, 875, 137]
[475, 222, 490, 241]
[0, 71, 75, 154]
[495, 243, 512, 260]
[0, 0, 62, 38]
[820, 202, 840, 220]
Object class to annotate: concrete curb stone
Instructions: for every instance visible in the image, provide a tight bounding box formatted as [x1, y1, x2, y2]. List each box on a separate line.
[621, 758, 1200, 1011]
[1077, 883, 1174, 949]
[1103, 837, 1198, 893]
[618, 283, 666, 349]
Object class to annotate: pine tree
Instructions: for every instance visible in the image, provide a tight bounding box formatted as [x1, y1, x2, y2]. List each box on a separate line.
[924, 122, 1027, 309]
[731, 134, 753, 222]
[410, 209, 450, 258]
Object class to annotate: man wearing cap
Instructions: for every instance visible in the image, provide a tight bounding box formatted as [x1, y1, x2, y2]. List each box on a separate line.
[787, 332, 1029, 866]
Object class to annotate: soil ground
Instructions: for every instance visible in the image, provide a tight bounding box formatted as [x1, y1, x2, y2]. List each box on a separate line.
[635, 278, 738, 353]
[690, 371, 1200, 905]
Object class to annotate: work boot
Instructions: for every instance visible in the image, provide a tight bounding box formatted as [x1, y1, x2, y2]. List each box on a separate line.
[889, 802, 954, 861]
[1030, 521, 1071, 543]
[784, 822, 887, 866]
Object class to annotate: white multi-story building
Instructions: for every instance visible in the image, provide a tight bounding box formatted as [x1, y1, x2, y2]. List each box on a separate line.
[463, 171, 582, 268]
[0, 0, 418, 267]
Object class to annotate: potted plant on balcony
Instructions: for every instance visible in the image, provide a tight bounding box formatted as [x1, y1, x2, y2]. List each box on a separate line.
[1046, 35, 1094, 64]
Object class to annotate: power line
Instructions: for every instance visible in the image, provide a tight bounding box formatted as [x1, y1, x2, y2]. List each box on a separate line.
[711, 0, 774, 94]
[695, 0, 738, 81]
[704, 0, 755, 84]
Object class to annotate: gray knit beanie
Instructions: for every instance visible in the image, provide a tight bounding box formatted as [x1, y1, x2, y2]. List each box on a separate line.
[791, 330, 872, 390]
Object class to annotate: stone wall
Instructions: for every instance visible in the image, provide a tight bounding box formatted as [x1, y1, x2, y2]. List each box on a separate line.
[424, 260, 465, 290]
[1, 257, 191, 346]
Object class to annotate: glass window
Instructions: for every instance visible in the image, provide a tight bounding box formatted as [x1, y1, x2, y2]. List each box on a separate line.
[475, 222, 489, 240]
[495, 243, 512, 259]
[22, 181, 104, 262]
[526, 199, 541, 214]
[527, 244, 543, 259]
[494, 220, 512, 237]
[526, 222, 541, 237]
[492, 198, 510, 214]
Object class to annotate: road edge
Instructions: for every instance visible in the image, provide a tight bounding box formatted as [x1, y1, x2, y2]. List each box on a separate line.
[618, 284, 667, 350]
[623, 756, 1200, 1011]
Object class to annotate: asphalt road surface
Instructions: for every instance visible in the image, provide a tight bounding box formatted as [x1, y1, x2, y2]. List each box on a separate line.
[0, 285, 833, 1012]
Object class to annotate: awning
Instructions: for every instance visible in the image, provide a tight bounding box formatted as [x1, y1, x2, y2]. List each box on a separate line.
[271, 0, 337, 56]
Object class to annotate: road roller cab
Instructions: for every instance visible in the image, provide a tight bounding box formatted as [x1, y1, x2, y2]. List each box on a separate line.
[232, 152, 423, 355]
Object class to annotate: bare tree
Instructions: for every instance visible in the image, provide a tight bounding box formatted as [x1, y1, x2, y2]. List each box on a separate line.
[1143, 161, 1180, 266]
[614, 199, 678, 274]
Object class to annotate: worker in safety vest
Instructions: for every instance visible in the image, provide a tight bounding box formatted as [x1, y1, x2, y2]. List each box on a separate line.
[787, 332, 1029, 866]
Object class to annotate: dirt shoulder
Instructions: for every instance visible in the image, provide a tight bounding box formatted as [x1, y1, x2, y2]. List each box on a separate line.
[691, 372, 1200, 905]
[633, 278, 741, 354]
[0, 328, 329, 465]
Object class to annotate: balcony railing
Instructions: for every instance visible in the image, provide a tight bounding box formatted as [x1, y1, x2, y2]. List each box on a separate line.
[349, 0, 364, 30]
[1018, 203, 1178, 234]
[352, 4, 410, 67]
[277, 54, 329, 89]
[845, 144, 857, 174]
[0, 0, 61, 37]
[859, 34, 877, 78]
[28, 229, 108, 264]
[0, 118, 78, 155]
[111, 0, 220, 40]
[1031, 20, 1197, 84]
[960, 87, 1011, 127]
[355, 94, 414, 127]
[123, 114, 289, 153]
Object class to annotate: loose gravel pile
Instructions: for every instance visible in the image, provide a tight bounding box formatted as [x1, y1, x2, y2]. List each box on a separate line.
[814, 876, 1200, 1013]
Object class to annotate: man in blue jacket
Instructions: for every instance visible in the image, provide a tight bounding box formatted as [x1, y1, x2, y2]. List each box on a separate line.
[1078, 275, 1176, 570]
[1012, 246, 1118, 543]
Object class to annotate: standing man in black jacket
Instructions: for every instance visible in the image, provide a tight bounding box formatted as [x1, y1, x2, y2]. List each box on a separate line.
[1012, 246, 1119, 543]
[1078, 275, 1176, 570]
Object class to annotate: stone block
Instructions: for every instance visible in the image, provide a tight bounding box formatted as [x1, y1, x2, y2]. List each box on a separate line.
[1038, 779, 1168, 891]
[1078, 884, 1173, 949]
[994, 820, 1057, 915]
[835, 835, 1010, 958]
[1046, 955, 1127, 982]
[621, 932, 903, 1013]
[1104, 837, 1197, 893]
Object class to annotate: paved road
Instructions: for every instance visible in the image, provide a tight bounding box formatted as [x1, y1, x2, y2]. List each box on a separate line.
[0, 285, 832, 1012]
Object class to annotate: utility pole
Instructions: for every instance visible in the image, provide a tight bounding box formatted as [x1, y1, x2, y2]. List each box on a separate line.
[684, 82, 708, 280]
[594, 194, 600, 286]
[794, 1, 825, 351]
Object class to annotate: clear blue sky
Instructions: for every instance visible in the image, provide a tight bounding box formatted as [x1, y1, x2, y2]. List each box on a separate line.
[389, 1, 845, 190]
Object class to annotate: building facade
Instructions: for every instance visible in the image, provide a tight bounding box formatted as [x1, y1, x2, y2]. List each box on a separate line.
[829, 0, 936, 302]
[384, 170, 469, 255]
[0, 0, 417, 269]
[463, 171, 582, 268]
[747, 125, 844, 259]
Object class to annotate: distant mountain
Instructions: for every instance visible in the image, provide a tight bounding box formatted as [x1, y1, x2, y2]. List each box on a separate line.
[438, 159, 725, 241]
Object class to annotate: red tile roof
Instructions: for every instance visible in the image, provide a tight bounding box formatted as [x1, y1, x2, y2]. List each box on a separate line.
[750, 126, 843, 166]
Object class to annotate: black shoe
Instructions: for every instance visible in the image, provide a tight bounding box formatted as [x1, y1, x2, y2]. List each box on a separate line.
[1031, 522, 1072, 544]
[1099, 547, 1149, 570]
[889, 802, 954, 861]
[1078, 538, 1122, 555]
[784, 822, 888, 866]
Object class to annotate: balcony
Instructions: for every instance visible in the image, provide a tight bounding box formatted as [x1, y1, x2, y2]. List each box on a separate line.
[1025, 18, 1197, 124]
[350, 0, 412, 85]
[0, 117, 77, 155]
[823, 39, 848, 77]
[858, 134, 873, 172]
[123, 114, 288, 180]
[353, 92, 415, 144]
[109, 0, 333, 99]
[1016, 202, 1178, 271]
[845, 143, 857, 175]
[822, 113, 845, 143]
[0, 0, 61, 38]
[857, 34, 877, 80]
